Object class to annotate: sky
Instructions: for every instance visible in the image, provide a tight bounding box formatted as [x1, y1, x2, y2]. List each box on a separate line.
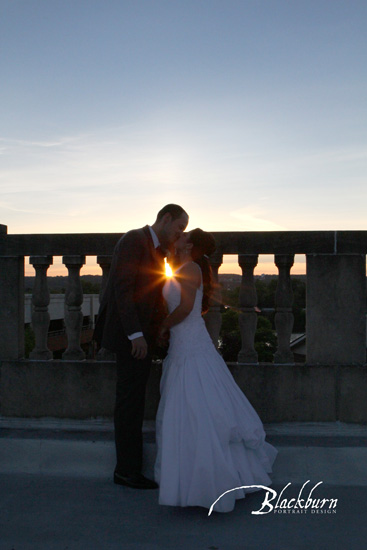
[1, 0, 366, 275]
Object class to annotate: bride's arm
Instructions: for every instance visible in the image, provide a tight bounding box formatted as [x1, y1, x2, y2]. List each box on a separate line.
[161, 262, 201, 330]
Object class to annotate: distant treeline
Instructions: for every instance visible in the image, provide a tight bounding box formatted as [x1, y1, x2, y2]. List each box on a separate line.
[221, 276, 306, 334]
[25, 273, 306, 294]
[25, 275, 102, 294]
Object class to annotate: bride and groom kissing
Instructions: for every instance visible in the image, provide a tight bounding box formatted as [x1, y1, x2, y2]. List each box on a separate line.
[94, 204, 277, 514]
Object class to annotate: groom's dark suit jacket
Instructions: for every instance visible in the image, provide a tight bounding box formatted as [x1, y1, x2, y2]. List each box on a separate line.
[94, 225, 166, 354]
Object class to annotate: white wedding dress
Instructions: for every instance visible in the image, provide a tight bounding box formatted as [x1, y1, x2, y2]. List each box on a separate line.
[154, 264, 278, 513]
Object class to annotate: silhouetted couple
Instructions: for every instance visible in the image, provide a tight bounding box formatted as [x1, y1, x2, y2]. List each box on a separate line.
[94, 204, 277, 513]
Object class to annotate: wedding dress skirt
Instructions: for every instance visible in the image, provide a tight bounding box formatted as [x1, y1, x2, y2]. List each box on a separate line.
[154, 267, 277, 513]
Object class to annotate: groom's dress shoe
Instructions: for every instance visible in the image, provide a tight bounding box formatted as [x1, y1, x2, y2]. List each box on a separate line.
[114, 472, 158, 489]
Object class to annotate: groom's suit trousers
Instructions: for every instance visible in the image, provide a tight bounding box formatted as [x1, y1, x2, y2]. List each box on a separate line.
[114, 347, 152, 475]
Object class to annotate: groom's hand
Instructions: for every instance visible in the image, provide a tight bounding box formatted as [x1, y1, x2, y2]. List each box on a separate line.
[131, 336, 148, 360]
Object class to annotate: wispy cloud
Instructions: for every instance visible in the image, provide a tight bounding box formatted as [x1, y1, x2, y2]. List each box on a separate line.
[0, 137, 65, 148]
[229, 208, 287, 231]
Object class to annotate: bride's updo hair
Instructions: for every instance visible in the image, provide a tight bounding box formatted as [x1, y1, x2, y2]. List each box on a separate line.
[188, 228, 216, 314]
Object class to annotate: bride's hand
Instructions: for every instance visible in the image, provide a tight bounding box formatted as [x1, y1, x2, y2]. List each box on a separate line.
[157, 325, 170, 347]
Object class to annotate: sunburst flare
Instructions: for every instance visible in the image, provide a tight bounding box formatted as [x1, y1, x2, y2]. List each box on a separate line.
[164, 258, 173, 278]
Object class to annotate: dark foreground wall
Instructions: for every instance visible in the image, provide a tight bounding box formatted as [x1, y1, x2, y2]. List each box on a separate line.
[0, 360, 366, 423]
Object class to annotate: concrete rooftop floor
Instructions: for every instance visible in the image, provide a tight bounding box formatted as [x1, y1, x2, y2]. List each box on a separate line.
[1, 419, 367, 550]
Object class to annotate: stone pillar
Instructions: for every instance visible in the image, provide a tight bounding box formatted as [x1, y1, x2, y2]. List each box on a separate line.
[204, 252, 223, 348]
[306, 254, 366, 365]
[29, 256, 53, 360]
[274, 254, 295, 364]
[62, 255, 86, 360]
[96, 255, 112, 301]
[238, 254, 258, 364]
[0, 243, 25, 359]
[96, 255, 115, 361]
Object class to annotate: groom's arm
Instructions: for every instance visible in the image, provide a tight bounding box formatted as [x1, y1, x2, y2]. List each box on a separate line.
[113, 230, 145, 340]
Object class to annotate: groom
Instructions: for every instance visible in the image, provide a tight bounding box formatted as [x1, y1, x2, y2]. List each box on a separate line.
[94, 204, 189, 489]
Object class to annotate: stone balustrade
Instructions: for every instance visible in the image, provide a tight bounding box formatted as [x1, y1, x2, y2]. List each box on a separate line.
[1, 225, 367, 422]
[0, 225, 366, 366]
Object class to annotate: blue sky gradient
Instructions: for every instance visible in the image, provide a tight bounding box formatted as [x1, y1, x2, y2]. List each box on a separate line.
[1, 0, 366, 273]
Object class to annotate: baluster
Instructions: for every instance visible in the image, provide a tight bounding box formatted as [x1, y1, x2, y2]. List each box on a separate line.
[96, 255, 115, 361]
[238, 254, 258, 364]
[62, 255, 86, 360]
[274, 254, 295, 364]
[97, 255, 112, 301]
[29, 256, 53, 360]
[204, 252, 223, 348]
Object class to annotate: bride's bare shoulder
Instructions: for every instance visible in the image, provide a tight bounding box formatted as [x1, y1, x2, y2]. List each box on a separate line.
[176, 261, 201, 287]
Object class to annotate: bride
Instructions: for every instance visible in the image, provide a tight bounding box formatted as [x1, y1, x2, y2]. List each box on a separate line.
[154, 228, 277, 513]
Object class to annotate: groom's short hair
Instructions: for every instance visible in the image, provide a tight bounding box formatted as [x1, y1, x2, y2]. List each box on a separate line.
[156, 204, 188, 222]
